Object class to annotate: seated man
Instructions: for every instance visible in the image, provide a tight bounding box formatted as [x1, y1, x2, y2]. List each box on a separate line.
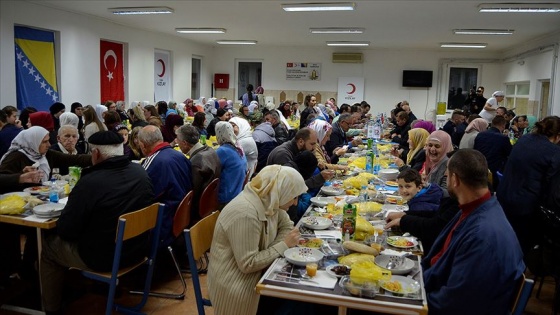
[324, 113, 361, 157]
[422, 149, 524, 315]
[175, 124, 221, 223]
[441, 111, 466, 146]
[139, 125, 192, 246]
[40, 131, 154, 314]
[49, 125, 83, 175]
[264, 111, 289, 144]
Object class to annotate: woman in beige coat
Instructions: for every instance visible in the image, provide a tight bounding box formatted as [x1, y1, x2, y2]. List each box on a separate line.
[208, 165, 308, 315]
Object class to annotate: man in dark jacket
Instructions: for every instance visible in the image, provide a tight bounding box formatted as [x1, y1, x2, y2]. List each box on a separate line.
[324, 113, 362, 156]
[40, 131, 155, 314]
[264, 111, 289, 144]
[473, 115, 512, 190]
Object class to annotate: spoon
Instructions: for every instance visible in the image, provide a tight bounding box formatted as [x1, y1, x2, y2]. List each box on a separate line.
[386, 261, 396, 270]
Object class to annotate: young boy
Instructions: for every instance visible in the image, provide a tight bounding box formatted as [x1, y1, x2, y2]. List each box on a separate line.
[396, 168, 442, 216]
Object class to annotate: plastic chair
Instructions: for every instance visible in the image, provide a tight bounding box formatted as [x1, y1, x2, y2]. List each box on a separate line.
[130, 191, 193, 300]
[198, 178, 220, 219]
[71, 203, 164, 315]
[511, 274, 535, 315]
[184, 211, 219, 315]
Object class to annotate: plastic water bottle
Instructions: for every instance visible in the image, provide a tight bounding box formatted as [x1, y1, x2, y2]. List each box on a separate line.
[366, 119, 374, 139]
[508, 128, 515, 142]
[49, 179, 59, 203]
[373, 118, 382, 141]
[360, 185, 368, 202]
[365, 154, 372, 173]
[373, 154, 381, 173]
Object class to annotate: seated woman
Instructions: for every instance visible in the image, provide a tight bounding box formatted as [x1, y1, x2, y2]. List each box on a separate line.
[394, 128, 429, 172]
[208, 165, 307, 315]
[459, 118, 488, 149]
[127, 106, 149, 129]
[207, 108, 231, 137]
[143, 105, 162, 127]
[423, 130, 453, 190]
[308, 119, 348, 172]
[103, 110, 121, 131]
[215, 121, 247, 206]
[83, 105, 108, 145]
[127, 126, 143, 161]
[183, 98, 198, 117]
[192, 112, 208, 137]
[397, 169, 442, 215]
[229, 117, 258, 179]
[160, 114, 184, 144]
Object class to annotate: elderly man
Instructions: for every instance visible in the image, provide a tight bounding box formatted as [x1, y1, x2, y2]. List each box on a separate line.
[264, 111, 289, 144]
[138, 125, 192, 246]
[325, 113, 362, 157]
[267, 127, 333, 189]
[401, 101, 418, 122]
[175, 124, 221, 222]
[49, 125, 83, 175]
[422, 149, 524, 315]
[40, 131, 154, 314]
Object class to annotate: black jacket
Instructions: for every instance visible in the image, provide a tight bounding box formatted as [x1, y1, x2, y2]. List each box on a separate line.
[325, 122, 347, 157]
[56, 155, 155, 271]
[473, 127, 512, 187]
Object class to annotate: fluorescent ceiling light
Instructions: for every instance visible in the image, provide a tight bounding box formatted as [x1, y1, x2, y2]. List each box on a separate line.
[453, 29, 514, 35]
[109, 7, 174, 15]
[216, 40, 257, 45]
[282, 2, 355, 12]
[176, 28, 226, 34]
[441, 42, 487, 48]
[478, 3, 560, 13]
[327, 41, 369, 47]
[310, 27, 364, 34]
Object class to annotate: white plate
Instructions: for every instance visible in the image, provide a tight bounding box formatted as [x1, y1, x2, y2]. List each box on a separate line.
[33, 203, 65, 218]
[320, 186, 344, 196]
[301, 217, 332, 230]
[380, 275, 420, 295]
[310, 196, 336, 207]
[284, 247, 324, 266]
[0, 192, 31, 199]
[24, 186, 51, 195]
[326, 264, 351, 278]
[386, 236, 418, 249]
[374, 255, 415, 275]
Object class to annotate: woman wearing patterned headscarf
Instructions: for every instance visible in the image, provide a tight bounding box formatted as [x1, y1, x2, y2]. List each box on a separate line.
[208, 165, 307, 315]
[308, 119, 347, 171]
[459, 118, 488, 149]
[423, 130, 453, 189]
[229, 117, 258, 179]
[394, 128, 430, 172]
[215, 121, 247, 205]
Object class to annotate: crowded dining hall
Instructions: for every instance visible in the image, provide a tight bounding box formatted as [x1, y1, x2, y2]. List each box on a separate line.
[1, 1, 560, 314]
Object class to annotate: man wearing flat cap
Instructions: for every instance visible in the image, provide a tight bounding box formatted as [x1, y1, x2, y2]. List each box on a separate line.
[40, 131, 154, 314]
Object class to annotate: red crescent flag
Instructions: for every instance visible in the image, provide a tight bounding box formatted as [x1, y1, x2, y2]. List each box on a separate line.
[100, 40, 124, 103]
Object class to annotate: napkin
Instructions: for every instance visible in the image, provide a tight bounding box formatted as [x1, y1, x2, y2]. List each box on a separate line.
[314, 230, 342, 240]
[23, 214, 51, 223]
[380, 248, 408, 257]
[297, 270, 338, 289]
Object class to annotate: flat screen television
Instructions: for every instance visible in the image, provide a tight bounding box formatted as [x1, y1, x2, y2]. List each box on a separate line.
[402, 70, 433, 87]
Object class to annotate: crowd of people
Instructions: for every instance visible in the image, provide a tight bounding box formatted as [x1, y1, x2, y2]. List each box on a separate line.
[0, 90, 558, 315]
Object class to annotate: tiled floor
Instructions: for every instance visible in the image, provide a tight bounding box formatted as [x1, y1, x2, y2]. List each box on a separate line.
[1, 264, 556, 315]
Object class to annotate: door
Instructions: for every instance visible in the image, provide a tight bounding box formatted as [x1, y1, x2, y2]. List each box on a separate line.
[237, 61, 262, 101]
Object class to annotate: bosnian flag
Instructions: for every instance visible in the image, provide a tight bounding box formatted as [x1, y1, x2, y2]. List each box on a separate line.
[100, 40, 124, 103]
[14, 26, 59, 111]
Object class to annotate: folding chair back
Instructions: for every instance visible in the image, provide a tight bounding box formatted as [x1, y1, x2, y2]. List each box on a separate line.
[511, 274, 535, 315]
[199, 178, 220, 219]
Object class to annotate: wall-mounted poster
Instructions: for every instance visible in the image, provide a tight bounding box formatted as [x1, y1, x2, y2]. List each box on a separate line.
[338, 77, 365, 103]
[286, 62, 321, 81]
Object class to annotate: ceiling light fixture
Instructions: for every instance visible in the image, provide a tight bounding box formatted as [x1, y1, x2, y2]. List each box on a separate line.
[440, 42, 487, 48]
[327, 41, 369, 47]
[176, 28, 226, 34]
[478, 3, 560, 13]
[453, 29, 514, 35]
[282, 2, 356, 12]
[310, 27, 364, 34]
[216, 40, 257, 45]
[109, 7, 174, 15]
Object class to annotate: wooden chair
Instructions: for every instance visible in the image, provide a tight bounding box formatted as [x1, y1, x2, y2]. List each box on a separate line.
[198, 178, 220, 219]
[184, 211, 219, 315]
[131, 192, 193, 300]
[71, 203, 164, 315]
[511, 273, 535, 315]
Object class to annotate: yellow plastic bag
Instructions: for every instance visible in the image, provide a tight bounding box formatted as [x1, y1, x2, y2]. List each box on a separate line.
[348, 156, 366, 169]
[356, 202, 383, 214]
[0, 195, 26, 215]
[354, 215, 375, 241]
[350, 260, 392, 285]
[338, 253, 376, 267]
[343, 176, 368, 189]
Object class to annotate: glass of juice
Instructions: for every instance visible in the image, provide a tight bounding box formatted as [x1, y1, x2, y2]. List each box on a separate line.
[306, 263, 318, 277]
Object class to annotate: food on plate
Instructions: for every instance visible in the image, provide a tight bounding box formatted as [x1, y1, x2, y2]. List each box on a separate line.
[385, 181, 398, 187]
[338, 253, 376, 267]
[331, 265, 351, 276]
[370, 243, 384, 252]
[345, 188, 360, 196]
[356, 201, 382, 214]
[343, 241, 379, 256]
[383, 280, 403, 293]
[29, 186, 50, 193]
[387, 237, 415, 247]
[298, 238, 323, 248]
[0, 195, 27, 214]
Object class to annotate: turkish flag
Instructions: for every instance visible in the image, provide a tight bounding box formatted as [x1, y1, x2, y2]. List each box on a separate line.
[100, 40, 124, 103]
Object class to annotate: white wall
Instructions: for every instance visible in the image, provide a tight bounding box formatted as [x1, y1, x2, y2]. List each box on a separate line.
[0, 1, 214, 108]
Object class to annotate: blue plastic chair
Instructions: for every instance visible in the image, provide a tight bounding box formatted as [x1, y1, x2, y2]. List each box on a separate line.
[71, 203, 164, 315]
[184, 211, 219, 315]
[511, 274, 535, 315]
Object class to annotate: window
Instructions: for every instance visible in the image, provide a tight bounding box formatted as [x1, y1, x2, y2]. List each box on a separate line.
[505, 82, 529, 113]
[446, 66, 480, 110]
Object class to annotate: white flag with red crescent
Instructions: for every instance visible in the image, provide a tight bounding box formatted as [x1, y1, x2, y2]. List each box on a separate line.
[154, 49, 171, 102]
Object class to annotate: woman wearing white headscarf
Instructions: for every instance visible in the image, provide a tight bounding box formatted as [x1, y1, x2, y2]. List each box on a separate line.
[308, 119, 347, 171]
[58, 112, 79, 129]
[94, 104, 108, 123]
[215, 121, 248, 205]
[229, 117, 258, 179]
[0, 126, 91, 184]
[208, 165, 307, 315]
